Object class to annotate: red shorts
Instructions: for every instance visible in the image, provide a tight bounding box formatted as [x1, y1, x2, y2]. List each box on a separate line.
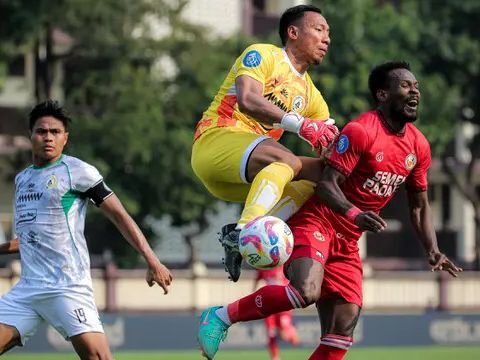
[284, 211, 363, 307]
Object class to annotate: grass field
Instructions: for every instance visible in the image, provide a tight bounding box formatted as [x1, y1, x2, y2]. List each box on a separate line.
[4, 347, 480, 360]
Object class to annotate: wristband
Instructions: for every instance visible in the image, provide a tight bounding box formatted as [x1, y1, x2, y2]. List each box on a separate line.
[345, 207, 361, 222]
[278, 112, 304, 133]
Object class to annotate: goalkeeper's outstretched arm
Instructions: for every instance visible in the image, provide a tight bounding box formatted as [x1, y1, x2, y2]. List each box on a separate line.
[0, 239, 19, 254]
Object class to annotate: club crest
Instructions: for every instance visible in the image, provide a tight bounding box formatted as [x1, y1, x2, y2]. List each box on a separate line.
[405, 153, 417, 170]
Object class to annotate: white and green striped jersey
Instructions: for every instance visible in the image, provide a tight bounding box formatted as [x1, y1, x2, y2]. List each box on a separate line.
[14, 154, 105, 287]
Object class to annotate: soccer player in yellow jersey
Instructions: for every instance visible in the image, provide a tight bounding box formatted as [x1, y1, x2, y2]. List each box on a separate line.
[191, 5, 338, 283]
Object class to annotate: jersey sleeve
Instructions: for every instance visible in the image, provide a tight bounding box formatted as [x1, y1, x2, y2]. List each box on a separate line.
[71, 161, 104, 193]
[235, 44, 274, 85]
[406, 136, 431, 192]
[326, 122, 369, 177]
[71, 161, 114, 206]
[303, 78, 330, 120]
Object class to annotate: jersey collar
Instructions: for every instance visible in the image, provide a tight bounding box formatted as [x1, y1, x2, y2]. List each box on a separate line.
[32, 154, 65, 169]
[282, 48, 305, 79]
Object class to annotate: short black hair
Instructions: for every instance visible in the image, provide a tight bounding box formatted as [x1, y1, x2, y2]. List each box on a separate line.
[29, 100, 71, 131]
[368, 61, 411, 104]
[279, 5, 323, 46]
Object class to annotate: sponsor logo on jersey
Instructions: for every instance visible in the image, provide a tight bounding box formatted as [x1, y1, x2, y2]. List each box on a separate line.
[46, 175, 57, 189]
[292, 95, 305, 112]
[405, 153, 417, 170]
[376, 152, 384, 162]
[363, 171, 406, 197]
[264, 92, 288, 112]
[313, 231, 326, 242]
[242, 50, 262, 68]
[16, 209, 37, 225]
[336, 134, 349, 154]
[17, 192, 43, 203]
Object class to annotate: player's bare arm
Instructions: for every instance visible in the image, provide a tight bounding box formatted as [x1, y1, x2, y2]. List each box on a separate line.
[316, 165, 386, 233]
[236, 75, 338, 150]
[236, 75, 286, 126]
[407, 190, 463, 277]
[99, 194, 173, 293]
[0, 239, 19, 254]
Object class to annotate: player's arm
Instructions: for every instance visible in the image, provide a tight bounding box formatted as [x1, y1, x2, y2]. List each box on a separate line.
[236, 75, 285, 126]
[237, 75, 337, 148]
[316, 166, 386, 233]
[99, 194, 173, 294]
[86, 180, 173, 294]
[407, 190, 462, 277]
[0, 239, 19, 254]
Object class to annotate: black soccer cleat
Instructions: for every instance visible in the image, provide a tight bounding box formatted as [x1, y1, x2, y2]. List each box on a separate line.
[219, 223, 242, 282]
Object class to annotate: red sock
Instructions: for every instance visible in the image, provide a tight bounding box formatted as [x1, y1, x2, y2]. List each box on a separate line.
[308, 334, 352, 360]
[268, 335, 280, 360]
[227, 284, 304, 323]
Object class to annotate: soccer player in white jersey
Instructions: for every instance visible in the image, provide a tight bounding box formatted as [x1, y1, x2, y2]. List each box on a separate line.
[0, 100, 173, 359]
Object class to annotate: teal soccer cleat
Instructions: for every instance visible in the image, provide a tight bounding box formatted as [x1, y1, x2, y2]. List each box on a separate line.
[198, 306, 230, 359]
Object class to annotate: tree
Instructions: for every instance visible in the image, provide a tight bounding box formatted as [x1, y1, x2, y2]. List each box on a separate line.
[309, 0, 479, 266]
[2, 0, 254, 267]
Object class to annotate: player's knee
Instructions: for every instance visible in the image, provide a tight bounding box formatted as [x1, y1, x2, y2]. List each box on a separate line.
[332, 307, 361, 337]
[279, 153, 302, 176]
[291, 280, 321, 306]
[79, 350, 112, 360]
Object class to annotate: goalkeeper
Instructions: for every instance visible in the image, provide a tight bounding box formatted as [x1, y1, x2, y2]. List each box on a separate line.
[191, 4, 338, 282]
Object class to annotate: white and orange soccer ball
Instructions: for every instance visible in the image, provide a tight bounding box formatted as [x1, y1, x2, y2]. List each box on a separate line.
[239, 216, 294, 270]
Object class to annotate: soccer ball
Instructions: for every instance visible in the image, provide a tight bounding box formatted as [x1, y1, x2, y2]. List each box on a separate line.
[239, 216, 294, 270]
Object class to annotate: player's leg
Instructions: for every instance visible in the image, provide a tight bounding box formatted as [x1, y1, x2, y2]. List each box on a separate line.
[197, 246, 327, 359]
[223, 140, 323, 281]
[240, 139, 325, 227]
[308, 299, 360, 360]
[278, 310, 300, 345]
[264, 316, 280, 360]
[0, 324, 21, 354]
[0, 285, 43, 354]
[308, 242, 363, 360]
[70, 332, 112, 360]
[191, 127, 258, 202]
[35, 289, 110, 360]
[192, 128, 270, 281]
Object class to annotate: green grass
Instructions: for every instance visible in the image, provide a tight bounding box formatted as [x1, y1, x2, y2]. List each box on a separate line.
[4, 347, 480, 360]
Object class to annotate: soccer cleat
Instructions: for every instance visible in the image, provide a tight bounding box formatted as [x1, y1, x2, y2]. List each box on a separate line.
[197, 306, 230, 359]
[219, 224, 242, 282]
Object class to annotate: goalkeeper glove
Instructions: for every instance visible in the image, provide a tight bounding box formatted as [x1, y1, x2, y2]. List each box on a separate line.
[278, 112, 339, 150]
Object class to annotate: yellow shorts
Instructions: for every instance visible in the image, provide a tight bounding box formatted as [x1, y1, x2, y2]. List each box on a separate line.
[191, 127, 270, 202]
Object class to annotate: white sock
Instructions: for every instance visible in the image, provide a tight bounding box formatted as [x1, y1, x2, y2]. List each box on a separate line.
[215, 306, 232, 325]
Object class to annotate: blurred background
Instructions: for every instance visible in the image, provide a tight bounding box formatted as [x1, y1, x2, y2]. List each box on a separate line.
[0, 0, 479, 359]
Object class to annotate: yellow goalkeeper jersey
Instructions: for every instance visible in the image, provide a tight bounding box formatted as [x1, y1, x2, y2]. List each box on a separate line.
[193, 43, 330, 142]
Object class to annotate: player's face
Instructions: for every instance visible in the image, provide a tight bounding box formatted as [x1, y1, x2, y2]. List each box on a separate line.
[31, 116, 69, 166]
[387, 69, 421, 122]
[295, 12, 331, 64]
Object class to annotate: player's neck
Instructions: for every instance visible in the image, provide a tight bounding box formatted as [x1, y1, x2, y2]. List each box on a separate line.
[377, 108, 406, 134]
[284, 47, 309, 74]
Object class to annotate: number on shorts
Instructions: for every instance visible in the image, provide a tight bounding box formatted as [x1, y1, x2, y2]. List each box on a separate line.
[74, 308, 87, 324]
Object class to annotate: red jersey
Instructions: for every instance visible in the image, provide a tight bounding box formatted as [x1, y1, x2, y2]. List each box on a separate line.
[298, 110, 431, 240]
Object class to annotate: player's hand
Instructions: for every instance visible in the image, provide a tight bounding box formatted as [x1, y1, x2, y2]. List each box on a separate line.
[277, 112, 338, 151]
[428, 251, 463, 277]
[298, 118, 339, 151]
[354, 211, 387, 233]
[146, 261, 173, 294]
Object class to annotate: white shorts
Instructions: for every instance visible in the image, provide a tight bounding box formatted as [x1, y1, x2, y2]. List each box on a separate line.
[0, 281, 104, 345]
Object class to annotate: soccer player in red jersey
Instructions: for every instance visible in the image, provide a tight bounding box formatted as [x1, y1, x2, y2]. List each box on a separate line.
[197, 61, 463, 360]
[255, 268, 300, 360]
